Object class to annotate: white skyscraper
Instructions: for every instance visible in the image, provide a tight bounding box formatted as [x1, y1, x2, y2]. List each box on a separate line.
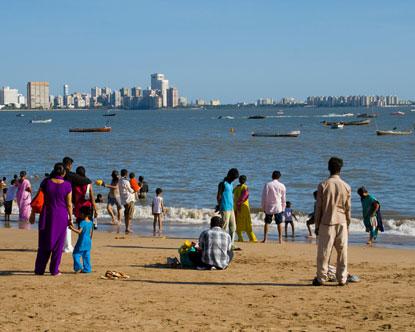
[0, 86, 19, 106]
[63, 84, 69, 96]
[151, 73, 169, 107]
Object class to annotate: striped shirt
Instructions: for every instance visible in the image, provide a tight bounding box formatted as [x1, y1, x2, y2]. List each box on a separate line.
[199, 227, 232, 269]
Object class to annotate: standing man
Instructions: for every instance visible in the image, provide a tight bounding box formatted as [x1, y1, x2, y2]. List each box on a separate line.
[261, 171, 286, 244]
[217, 168, 239, 247]
[313, 157, 351, 286]
[119, 169, 136, 234]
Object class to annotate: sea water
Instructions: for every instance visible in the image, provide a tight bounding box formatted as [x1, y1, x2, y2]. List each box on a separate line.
[0, 106, 414, 247]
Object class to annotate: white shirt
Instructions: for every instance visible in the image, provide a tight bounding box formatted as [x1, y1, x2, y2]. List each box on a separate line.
[152, 196, 163, 214]
[261, 179, 286, 215]
[118, 177, 135, 205]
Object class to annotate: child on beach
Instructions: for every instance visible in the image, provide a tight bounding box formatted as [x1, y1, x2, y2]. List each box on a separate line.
[306, 191, 318, 237]
[4, 179, 18, 222]
[69, 206, 93, 273]
[284, 201, 298, 237]
[129, 172, 141, 199]
[152, 188, 166, 236]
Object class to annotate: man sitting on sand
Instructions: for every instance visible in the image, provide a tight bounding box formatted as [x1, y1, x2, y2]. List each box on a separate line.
[190, 216, 233, 270]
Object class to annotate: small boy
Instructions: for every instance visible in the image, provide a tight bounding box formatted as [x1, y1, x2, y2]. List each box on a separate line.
[152, 188, 166, 236]
[284, 201, 298, 238]
[69, 205, 93, 273]
[306, 191, 318, 237]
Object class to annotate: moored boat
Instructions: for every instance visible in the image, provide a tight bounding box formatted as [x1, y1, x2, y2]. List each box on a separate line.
[376, 130, 412, 136]
[343, 119, 370, 126]
[252, 130, 300, 138]
[390, 111, 405, 116]
[248, 115, 266, 119]
[69, 127, 111, 133]
[30, 118, 52, 124]
[356, 113, 378, 118]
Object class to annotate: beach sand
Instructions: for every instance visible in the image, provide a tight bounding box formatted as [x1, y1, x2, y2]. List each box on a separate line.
[0, 228, 414, 331]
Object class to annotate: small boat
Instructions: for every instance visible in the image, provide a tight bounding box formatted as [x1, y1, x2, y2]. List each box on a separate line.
[252, 130, 300, 138]
[69, 127, 111, 133]
[356, 113, 378, 118]
[376, 130, 412, 136]
[103, 113, 116, 117]
[343, 119, 371, 126]
[391, 111, 405, 116]
[331, 123, 344, 129]
[342, 113, 354, 117]
[16, 113, 25, 117]
[30, 119, 52, 124]
[248, 115, 266, 119]
[217, 116, 235, 120]
[410, 109, 415, 112]
[276, 111, 284, 115]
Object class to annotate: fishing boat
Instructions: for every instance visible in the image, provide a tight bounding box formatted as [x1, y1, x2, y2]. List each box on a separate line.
[252, 130, 300, 138]
[356, 113, 378, 118]
[331, 123, 344, 129]
[343, 119, 371, 126]
[390, 111, 405, 116]
[248, 115, 266, 119]
[30, 119, 52, 124]
[376, 130, 412, 136]
[69, 127, 111, 133]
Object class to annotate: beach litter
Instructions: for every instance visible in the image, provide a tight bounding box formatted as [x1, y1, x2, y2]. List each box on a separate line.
[100, 270, 130, 280]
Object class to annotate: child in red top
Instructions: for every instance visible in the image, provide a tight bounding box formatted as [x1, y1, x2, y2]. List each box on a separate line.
[129, 172, 141, 193]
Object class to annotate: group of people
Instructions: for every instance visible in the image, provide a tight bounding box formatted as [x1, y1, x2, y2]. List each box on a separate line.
[203, 157, 383, 278]
[1, 156, 384, 285]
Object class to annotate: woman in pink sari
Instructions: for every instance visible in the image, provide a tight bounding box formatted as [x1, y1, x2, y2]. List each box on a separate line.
[16, 171, 32, 223]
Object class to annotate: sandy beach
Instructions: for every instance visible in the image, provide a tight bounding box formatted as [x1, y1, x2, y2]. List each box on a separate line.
[0, 228, 414, 331]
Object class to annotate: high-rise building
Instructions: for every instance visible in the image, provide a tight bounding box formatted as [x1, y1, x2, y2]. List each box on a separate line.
[131, 86, 142, 97]
[91, 87, 101, 98]
[0, 86, 19, 106]
[27, 82, 50, 109]
[120, 87, 130, 97]
[151, 73, 169, 107]
[101, 87, 112, 96]
[111, 90, 122, 108]
[167, 87, 179, 108]
[63, 84, 69, 96]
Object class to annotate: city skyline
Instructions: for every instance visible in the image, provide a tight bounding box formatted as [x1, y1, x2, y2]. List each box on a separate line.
[1, 1, 415, 102]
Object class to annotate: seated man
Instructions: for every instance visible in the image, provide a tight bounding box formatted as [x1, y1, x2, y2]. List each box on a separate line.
[190, 216, 233, 270]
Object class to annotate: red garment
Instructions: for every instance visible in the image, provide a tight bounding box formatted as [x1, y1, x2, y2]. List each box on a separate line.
[130, 178, 141, 193]
[73, 184, 92, 219]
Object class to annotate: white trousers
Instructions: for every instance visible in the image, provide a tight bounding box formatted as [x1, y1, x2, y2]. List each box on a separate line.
[316, 223, 348, 284]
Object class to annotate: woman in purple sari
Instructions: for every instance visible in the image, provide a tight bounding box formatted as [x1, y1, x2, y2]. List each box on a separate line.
[34, 163, 73, 276]
[16, 171, 32, 223]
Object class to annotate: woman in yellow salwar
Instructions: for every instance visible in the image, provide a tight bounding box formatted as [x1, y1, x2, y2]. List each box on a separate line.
[233, 175, 257, 242]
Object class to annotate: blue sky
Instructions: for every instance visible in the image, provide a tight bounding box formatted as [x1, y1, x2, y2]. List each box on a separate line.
[1, 0, 414, 103]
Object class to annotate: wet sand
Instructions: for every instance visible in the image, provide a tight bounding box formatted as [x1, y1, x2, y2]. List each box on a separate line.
[0, 228, 414, 331]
